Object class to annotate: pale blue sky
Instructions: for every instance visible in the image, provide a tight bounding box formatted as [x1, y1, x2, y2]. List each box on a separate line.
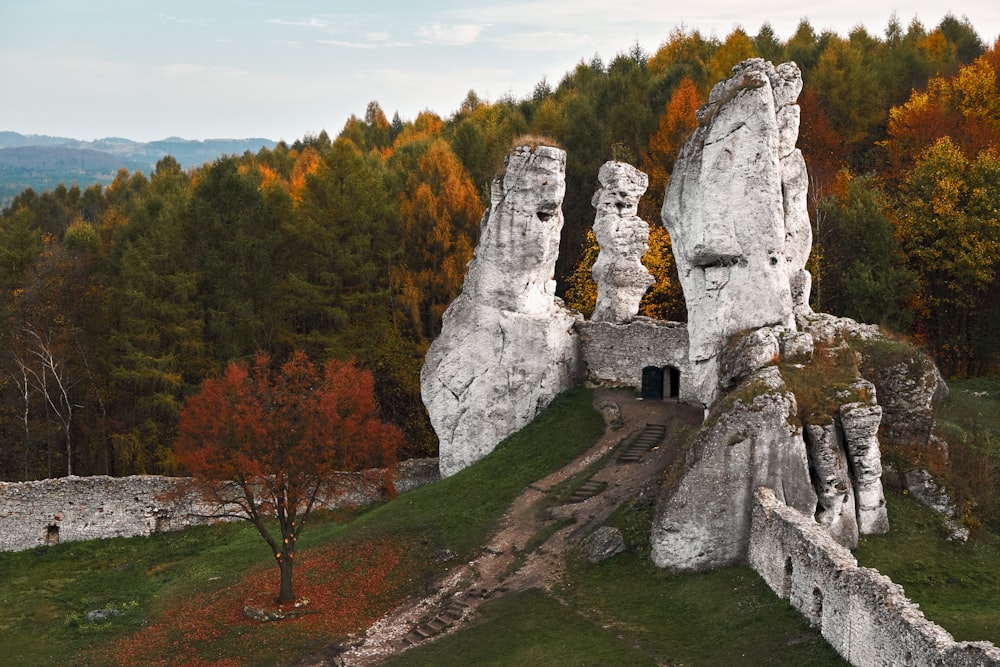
[1, 1, 997, 142]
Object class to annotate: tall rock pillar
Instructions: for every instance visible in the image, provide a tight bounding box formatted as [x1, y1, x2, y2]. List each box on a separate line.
[590, 161, 654, 323]
[421, 145, 581, 477]
[662, 59, 811, 406]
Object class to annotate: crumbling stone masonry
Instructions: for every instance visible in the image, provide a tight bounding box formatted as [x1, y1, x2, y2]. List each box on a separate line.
[0, 459, 439, 552]
[576, 318, 694, 404]
[750, 487, 1000, 667]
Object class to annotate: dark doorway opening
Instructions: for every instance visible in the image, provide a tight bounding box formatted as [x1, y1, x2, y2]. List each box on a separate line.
[641, 366, 664, 400]
[667, 366, 680, 399]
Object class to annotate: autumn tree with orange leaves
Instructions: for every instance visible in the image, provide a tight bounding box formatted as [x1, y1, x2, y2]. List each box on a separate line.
[173, 351, 403, 603]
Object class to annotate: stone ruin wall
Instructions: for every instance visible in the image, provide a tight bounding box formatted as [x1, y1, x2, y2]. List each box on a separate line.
[750, 487, 1000, 667]
[0, 459, 439, 553]
[575, 318, 696, 404]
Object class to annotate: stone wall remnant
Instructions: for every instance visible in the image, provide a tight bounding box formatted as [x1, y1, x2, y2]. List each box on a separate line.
[750, 487, 1000, 666]
[0, 459, 439, 552]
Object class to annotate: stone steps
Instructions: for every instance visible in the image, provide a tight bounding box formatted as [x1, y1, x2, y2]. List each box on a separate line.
[617, 423, 667, 463]
[401, 599, 470, 647]
[565, 479, 608, 504]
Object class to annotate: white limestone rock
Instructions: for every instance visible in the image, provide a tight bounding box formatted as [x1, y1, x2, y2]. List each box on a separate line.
[804, 420, 859, 548]
[421, 145, 582, 477]
[795, 309, 881, 346]
[718, 326, 781, 390]
[590, 161, 654, 323]
[663, 58, 809, 406]
[461, 145, 567, 315]
[840, 402, 889, 534]
[651, 366, 817, 571]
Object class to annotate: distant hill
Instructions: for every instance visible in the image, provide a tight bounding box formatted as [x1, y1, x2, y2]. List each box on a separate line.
[0, 132, 277, 207]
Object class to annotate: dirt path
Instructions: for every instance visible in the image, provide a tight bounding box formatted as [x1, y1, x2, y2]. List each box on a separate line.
[302, 389, 701, 666]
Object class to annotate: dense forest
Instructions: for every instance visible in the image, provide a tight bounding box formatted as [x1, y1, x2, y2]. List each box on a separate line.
[1, 14, 998, 481]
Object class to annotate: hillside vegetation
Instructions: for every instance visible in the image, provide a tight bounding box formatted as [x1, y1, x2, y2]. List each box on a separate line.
[0, 389, 850, 666]
[2, 15, 999, 482]
[4, 387, 1000, 665]
[0, 133, 278, 208]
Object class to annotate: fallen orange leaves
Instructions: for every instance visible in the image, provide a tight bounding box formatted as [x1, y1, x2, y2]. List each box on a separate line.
[103, 538, 415, 667]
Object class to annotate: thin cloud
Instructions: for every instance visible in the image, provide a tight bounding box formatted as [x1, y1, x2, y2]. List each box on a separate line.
[417, 22, 482, 45]
[318, 39, 377, 50]
[493, 31, 588, 52]
[268, 17, 330, 30]
[156, 13, 206, 27]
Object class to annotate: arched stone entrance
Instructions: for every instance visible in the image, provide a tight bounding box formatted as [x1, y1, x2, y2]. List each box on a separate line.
[641, 365, 682, 401]
[641, 366, 664, 400]
[667, 366, 680, 399]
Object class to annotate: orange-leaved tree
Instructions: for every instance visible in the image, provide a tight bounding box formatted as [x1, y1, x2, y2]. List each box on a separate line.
[174, 351, 403, 603]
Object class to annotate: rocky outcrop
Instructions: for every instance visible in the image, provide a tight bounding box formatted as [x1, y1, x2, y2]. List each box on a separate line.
[804, 420, 859, 547]
[651, 366, 817, 571]
[797, 308, 948, 452]
[590, 161, 654, 323]
[649, 58, 929, 565]
[663, 58, 811, 406]
[421, 145, 582, 477]
[854, 340, 949, 450]
[840, 401, 889, 534]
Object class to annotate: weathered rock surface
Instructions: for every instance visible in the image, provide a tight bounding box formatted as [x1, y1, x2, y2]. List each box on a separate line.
[663, 59, 810, 406]
[840, 401, 889, 534]
[798, 308, 948, 452]
[579, 525, 626, 563]
[421, 145, 582, 477]
[590, 161, 654, 323]
[804, 419, 859, 547]
[651, 366, 817, 571]
[903, 468, 970, 541]
[794, 309, 880, 346]
[855, 343, 949, 450]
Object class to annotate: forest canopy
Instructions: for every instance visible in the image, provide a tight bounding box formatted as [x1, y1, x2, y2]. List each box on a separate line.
[1, 14, 998, 480]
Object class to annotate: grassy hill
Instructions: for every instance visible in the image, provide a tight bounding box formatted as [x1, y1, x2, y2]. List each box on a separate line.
[4, 385, 997, 666]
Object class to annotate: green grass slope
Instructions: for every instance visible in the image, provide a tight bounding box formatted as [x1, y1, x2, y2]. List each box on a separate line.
[24, 384, 995, 665]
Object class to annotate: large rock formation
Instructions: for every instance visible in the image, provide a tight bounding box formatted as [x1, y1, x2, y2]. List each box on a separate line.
[651, 60, 898, 569]
[421, 145, 581, 477]
[662, 58, 812, 406]
[590, 161, 654, 323]
[651, 365, 818, 570]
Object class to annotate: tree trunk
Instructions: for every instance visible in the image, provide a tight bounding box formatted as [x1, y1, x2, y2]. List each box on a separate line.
[278, 549, 295, 603]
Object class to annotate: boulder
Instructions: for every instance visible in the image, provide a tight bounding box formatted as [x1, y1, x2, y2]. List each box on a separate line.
[86, 608, 120, 623]
[579, 526, 626, 563]
[590, 161, 655, 323]
[421, 145, 582, 477]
